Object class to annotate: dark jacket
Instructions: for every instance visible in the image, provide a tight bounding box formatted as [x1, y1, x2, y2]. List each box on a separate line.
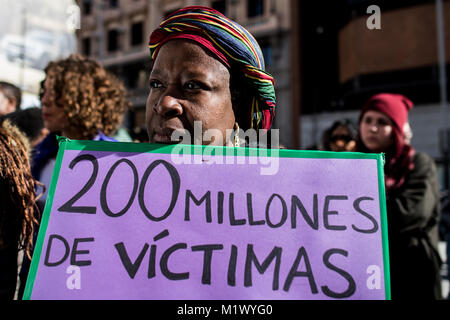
[386, 152, 442, 299]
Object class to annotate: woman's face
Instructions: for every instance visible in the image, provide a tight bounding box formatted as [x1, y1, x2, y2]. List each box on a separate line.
[329, 125, 355, 152]
[40, 75, 70, 135]
[146, 40, 236, 146]
[360, 110, 395, 153]
[0, 90, 16, 116]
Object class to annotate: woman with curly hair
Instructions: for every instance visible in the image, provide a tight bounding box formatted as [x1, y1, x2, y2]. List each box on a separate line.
[0, 120, 40, 299]
[14, 54, 129, 299]
[32, 54, 129, 202]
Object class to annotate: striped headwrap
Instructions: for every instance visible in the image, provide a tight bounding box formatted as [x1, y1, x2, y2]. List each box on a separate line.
[149, 6, 276, 130]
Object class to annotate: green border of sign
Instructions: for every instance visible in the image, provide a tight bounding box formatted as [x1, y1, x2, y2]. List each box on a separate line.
[23, 138, 390, 300]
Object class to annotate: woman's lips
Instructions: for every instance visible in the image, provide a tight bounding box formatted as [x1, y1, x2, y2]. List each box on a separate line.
[153, 128, 184, 144]
[153, 132, 174, 143]
[365, 136, 379, 145]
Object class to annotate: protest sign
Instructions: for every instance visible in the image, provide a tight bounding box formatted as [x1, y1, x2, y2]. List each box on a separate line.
[23, 138, 390, 300]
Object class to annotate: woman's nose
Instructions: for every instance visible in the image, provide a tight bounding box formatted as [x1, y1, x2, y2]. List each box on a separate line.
[40, 92, 52, 109]
[154, 94, 183, 118]
[369, 123, 378, 132]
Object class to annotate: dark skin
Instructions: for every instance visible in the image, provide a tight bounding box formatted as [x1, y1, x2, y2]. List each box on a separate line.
[146, 40, 237, 146]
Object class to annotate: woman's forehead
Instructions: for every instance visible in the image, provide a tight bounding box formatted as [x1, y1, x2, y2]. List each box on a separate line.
[333, 125, 351, 134]
[363, 110, 392, 122]
[152, 40, 229, 75]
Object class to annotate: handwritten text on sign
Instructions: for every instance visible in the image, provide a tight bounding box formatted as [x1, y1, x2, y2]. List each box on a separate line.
[28, 146, 387, 299]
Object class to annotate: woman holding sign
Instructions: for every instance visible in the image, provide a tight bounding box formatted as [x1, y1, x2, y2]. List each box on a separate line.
[146, 6, 276, 147]
[356, 93, 442, 299]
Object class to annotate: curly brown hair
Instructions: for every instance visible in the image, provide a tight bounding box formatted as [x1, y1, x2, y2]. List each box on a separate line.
[0, 120, 40, 259]
[42, 54, 129, 140]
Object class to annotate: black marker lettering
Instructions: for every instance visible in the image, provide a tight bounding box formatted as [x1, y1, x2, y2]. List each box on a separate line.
[283, 247, 318, 294]
[185, 190, 212, 223]
[244, 244, 282, 291]
[291, 194, 319, 230]
[324, 195, 348, 231]
[191, 244, 223, 285]
[44, 234, 70, 267]
[70, 237, 94, 266]
[321, 248, 356, 299]
[114, 242, 149, 279]
[138, 160, 180, 222]
[265, 194, 288, 228]
[160, 243, 189, 280]
[352, 197, 378, 234]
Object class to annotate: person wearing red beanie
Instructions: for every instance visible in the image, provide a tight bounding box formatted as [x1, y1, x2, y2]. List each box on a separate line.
[356, 93, 442, 299]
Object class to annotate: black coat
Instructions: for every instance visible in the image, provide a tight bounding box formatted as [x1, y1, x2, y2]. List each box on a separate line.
[386, 152, 442, 299]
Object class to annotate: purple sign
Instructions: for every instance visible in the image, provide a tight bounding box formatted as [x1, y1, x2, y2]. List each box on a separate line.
[24, 140, 390, 300]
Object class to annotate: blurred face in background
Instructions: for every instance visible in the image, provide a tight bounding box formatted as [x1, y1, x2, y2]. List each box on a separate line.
[40, 75, 70, 135]
[360, 110, 395, 153]
[329, 125, 355, 152]
[0, 90, 16, 116]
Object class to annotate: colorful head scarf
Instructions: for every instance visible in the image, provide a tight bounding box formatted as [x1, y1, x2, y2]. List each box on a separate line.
[149, 6, 276, 130]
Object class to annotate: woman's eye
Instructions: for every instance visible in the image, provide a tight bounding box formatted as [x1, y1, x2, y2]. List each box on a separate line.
[184, 81, 201, 90]
[378, 120, 388, 126]
[149, 80, 163, 89]
[363, 117, 372, 124]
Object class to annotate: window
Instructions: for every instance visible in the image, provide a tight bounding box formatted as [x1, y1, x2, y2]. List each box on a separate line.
[82, 37, 91, 56]
[248, 0, 264, 18]
[212, 0, 226, 15]
[124, 63, 141, 89]
[107, 29, 119, 52]
[82, 0, 92, 15]
[109, 0, 119, 9]
[258, 37, 272, 67]
[131, 22, 143, 46]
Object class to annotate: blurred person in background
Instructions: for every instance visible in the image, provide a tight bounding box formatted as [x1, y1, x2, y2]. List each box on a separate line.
[439, 190, 450, 299]
[16, 54, 129, 299]
[356, 93, 442, 299]
[0, 81, 21, 116]
[33, 54, 129, 204]
[0, 120, 40, 299]
[0, 107, 49, 149]
[321, 119, 356, 152]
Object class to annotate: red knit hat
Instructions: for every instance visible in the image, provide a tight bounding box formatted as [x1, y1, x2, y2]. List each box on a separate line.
[359, 93, 413, 133]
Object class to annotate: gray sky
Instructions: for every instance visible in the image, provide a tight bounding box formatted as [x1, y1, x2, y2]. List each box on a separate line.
[0, 0, 78, 36]
[0, 0, 78, 101]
